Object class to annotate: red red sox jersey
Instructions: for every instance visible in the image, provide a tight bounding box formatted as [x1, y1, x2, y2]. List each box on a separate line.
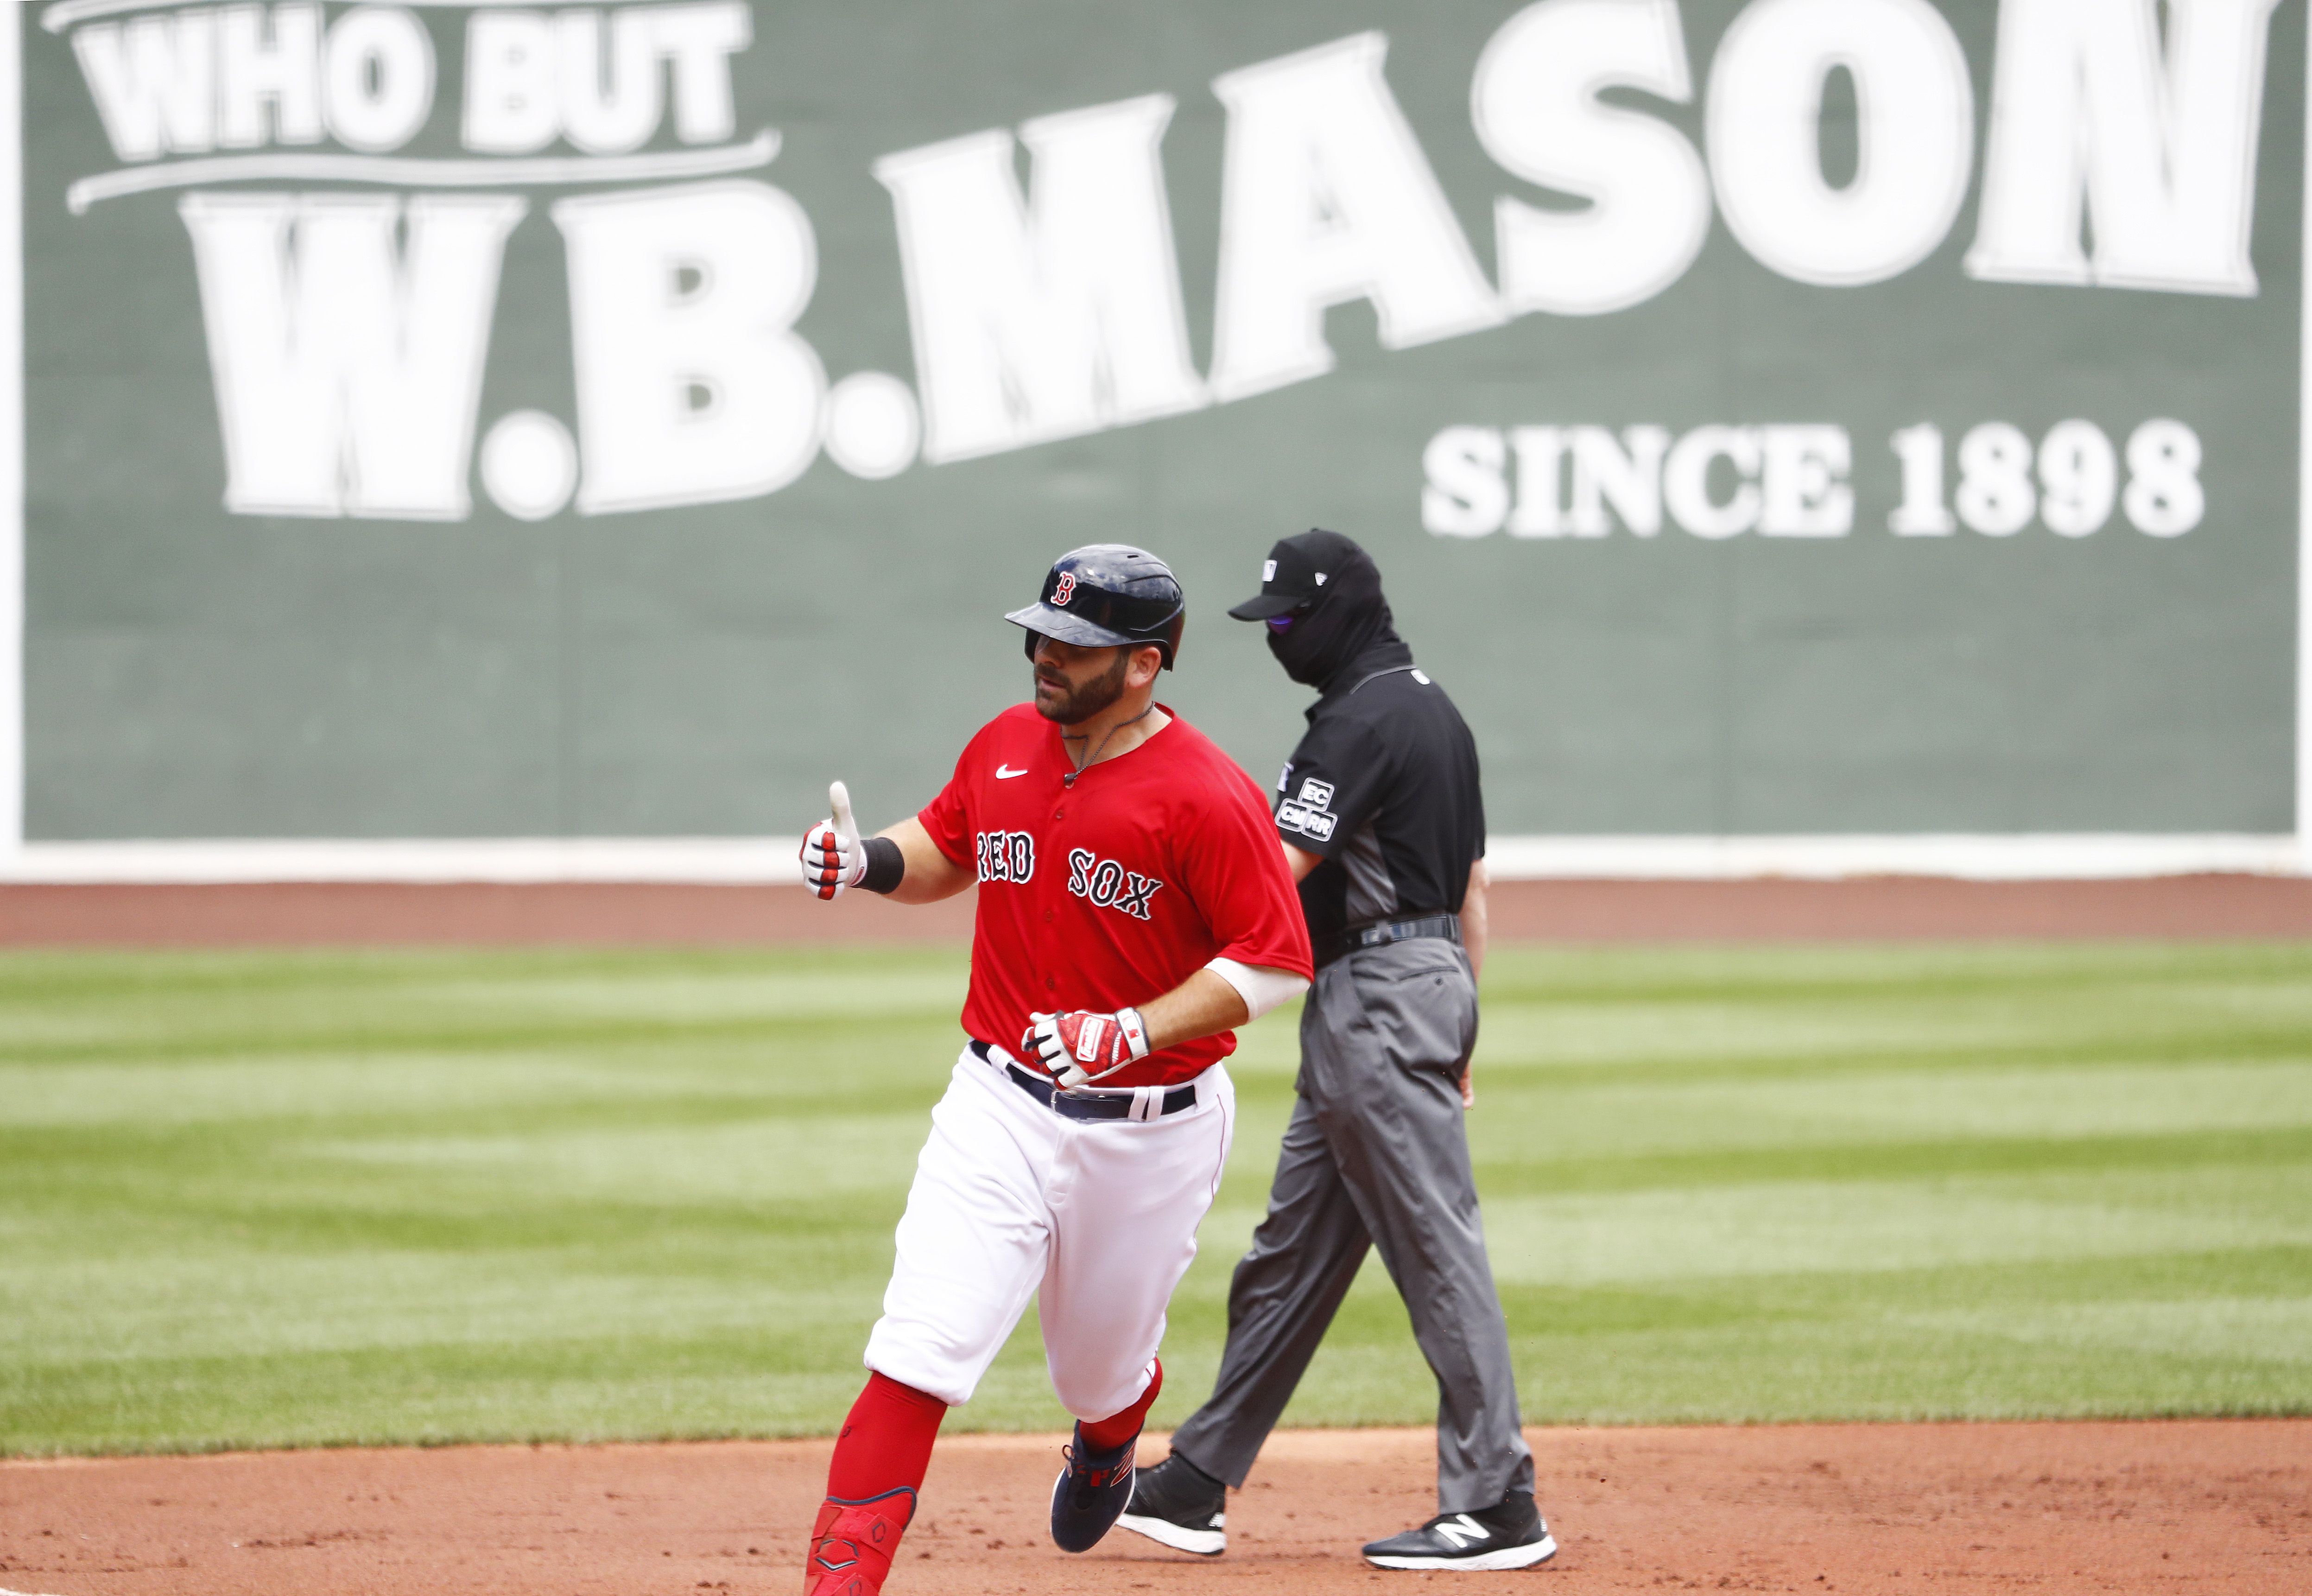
[919, 703, 1313, 1089]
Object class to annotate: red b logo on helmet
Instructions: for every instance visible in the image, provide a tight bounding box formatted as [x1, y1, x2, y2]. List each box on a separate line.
[1052, 571, 1077, 605]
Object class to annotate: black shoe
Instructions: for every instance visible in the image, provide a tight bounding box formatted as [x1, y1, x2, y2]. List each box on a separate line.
[1115, 1452, 1227, 1556]
[1362, 1491, 1557, 1571]
[1049, 1424, 1139, 1552]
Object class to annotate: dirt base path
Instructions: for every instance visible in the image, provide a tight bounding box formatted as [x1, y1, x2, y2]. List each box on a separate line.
[4, 1422, 2306, 1596]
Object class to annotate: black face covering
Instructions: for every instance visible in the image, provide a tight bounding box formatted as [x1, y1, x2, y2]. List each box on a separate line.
[1263, 531, 1406, 691]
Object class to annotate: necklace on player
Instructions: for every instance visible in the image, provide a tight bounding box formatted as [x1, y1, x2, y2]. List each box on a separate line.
[1061, 703, 1156, 787]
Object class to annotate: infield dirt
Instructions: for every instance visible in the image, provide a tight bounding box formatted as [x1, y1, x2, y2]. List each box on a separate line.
[4, 1420, 2306, 1596]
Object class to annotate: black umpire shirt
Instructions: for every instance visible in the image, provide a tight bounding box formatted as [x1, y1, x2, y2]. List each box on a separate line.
[1272, 638, 1486, 955]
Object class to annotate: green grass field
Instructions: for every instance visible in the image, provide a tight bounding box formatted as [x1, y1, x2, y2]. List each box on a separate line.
[3, 941, 2309, 1457]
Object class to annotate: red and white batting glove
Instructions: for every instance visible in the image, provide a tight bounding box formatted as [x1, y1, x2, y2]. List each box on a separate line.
[1022, 1007, 1150, 1089]
[798, 781, 863, 901]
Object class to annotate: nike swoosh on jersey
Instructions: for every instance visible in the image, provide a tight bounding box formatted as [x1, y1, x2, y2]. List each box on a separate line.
[996, 764, 1029, 779]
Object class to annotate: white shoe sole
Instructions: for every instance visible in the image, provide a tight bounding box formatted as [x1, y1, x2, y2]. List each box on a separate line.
[1365, 1531, 1558, 1571]
[1114, 1510, 1226, 1557]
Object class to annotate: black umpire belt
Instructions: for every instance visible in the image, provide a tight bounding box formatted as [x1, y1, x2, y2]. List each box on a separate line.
[1327, 913, 1463, 967]
[969, 1039, 1198, 1121]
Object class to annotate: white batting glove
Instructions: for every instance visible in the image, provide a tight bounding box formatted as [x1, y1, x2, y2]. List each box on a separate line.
[799, 780, 863, 901]
[1021, 1007, 1151, 1088]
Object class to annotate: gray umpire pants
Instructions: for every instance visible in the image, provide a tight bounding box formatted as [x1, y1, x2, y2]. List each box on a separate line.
[1168, 936, 1534, 1514]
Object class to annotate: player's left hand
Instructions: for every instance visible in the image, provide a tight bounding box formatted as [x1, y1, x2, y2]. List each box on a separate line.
[1022, 1007, 1150, 1088]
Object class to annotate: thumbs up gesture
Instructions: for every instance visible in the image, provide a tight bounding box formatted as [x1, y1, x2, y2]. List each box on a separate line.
[799, 780, 864, 900]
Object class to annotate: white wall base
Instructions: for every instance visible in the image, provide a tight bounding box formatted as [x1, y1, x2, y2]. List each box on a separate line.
[0, 834, 2300, 885]
[1481, 835, 2307, 882]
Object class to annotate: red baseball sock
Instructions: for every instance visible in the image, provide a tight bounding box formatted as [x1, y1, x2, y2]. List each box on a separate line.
[1079, 1358, 1162, 1454]
[825, 1372, 948, 1501]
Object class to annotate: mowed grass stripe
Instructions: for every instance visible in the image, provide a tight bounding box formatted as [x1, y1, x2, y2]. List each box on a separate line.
[1, 943, 2307, 1456]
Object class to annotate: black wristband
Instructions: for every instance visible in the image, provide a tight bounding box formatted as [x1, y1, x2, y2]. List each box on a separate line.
[859, 835, 906, 894]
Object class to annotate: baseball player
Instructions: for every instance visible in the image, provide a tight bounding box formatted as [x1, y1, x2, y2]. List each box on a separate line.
[795, 544, 1313, 1596]
[1118, 528, 1553, 1571]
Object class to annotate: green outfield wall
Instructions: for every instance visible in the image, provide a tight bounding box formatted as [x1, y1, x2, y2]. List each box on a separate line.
[13, 0, 2306, 844]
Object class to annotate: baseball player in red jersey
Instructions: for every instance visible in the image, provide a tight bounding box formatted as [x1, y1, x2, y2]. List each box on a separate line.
[795, 545, 1313, 1596]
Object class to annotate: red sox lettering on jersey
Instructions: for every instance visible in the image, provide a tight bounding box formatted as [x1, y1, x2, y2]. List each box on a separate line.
[919, 702, 1308, 1090]
[977, 830, 1035, 883]
[1067, 849, 1162, 920]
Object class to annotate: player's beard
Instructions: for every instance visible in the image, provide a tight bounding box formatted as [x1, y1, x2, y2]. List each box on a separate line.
[1034, 647, 1132, 725]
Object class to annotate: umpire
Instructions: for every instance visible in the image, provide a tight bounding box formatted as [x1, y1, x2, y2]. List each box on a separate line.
[1118, 529, 1552, 1572]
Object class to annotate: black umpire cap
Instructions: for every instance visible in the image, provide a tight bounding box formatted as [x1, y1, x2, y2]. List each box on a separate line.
[1228, 528, 1355, 619]
[1007, 544, 1186, 669]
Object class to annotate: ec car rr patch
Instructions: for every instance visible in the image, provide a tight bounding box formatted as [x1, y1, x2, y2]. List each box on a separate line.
[1277, 777, 1337, 843]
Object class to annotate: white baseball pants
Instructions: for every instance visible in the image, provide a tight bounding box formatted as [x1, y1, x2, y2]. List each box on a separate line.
[864, 1042, 1235, 1419]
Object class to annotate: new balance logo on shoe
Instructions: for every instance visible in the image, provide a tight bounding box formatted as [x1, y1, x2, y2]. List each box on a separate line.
[1431, 1514, 1489, 1550]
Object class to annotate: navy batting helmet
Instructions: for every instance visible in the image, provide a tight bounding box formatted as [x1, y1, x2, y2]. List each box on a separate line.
[1006, 544, 1186, 670]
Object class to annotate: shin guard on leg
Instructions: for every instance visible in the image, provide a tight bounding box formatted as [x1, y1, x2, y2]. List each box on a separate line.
[805, 1488, 915, 1596]
[807, 1372, 945, 1596]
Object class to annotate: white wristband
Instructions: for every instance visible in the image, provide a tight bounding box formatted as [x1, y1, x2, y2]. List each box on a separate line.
[1205, 957, 1310, 1021]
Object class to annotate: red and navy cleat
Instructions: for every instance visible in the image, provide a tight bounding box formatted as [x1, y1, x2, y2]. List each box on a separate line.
[1049, 1424, 1139, 1552]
